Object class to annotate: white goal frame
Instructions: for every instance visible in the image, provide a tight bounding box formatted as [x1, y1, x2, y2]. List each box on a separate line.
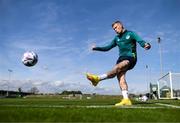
[157, 71, 180, 99]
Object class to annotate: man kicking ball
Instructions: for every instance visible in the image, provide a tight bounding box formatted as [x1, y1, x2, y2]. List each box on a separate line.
[86, 21, 151, 106]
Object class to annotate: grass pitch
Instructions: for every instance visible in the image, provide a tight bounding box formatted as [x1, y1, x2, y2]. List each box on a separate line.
[0, 95, 180, 122]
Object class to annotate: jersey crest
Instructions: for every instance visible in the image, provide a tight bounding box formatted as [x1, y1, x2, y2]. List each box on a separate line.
[126, 35, 130, 39]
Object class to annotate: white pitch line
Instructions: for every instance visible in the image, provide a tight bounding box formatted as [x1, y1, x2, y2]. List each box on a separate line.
[0, 104, 168, 109]
[79, 105, 164, 109]
[155, 103, 180, 109]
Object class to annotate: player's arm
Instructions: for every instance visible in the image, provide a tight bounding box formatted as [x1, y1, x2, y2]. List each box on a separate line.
[131, 32, 151, 50]
[92, 38, 116, 51]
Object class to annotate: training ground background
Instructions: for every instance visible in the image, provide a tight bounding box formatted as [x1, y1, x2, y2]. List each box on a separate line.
[0, 95, 180, 122]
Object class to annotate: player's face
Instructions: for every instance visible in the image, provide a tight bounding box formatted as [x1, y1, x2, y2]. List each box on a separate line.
[112, 23, 123, 34]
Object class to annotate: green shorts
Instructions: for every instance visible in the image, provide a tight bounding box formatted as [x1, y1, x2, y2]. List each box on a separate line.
[116, 56, 137, 70]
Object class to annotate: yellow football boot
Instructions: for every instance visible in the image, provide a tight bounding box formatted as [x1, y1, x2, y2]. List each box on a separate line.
[86, 73, 100, 86]
[115, 99, 132, 106]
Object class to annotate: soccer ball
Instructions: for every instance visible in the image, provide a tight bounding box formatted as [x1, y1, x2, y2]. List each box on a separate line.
[22, 51, 38, 67]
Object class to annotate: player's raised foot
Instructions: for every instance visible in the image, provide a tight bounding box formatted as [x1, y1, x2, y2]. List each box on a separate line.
[115, 99, 132, 106]
[86, 73, 100, 86]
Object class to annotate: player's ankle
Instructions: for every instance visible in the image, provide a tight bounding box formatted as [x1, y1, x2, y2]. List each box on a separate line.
[122, 90, 129, 99]
[98, 74, 107, 80]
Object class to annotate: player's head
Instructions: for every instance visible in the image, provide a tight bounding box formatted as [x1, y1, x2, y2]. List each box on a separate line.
[112, 21, 124, 34]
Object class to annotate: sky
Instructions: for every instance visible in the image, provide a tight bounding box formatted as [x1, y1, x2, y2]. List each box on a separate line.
[0, 0, 180, 95]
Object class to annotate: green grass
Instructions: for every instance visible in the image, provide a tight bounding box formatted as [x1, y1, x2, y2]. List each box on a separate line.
[1, 106, 179, 122]
[0, 95, 180, 122]
[150, 99, 180, 106]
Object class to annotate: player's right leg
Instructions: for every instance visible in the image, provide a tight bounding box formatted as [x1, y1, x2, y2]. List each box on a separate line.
[107, 60, 130, 78]
[86, 60, 130, 86]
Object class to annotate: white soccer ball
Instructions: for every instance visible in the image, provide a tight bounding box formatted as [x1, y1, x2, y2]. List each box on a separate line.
[141, 95, 148, 102]
[22, 51, 38, 67]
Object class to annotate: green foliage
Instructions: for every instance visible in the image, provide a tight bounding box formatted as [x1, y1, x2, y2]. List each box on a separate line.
[61, 90, 82, 95]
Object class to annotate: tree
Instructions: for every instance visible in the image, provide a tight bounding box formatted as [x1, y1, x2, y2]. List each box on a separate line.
[30, 87, 39, 94]
[18, 87, 22, 97]
[61, 90, 82, 95]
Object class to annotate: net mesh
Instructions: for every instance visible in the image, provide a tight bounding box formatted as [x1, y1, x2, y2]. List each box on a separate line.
[158, 72, 180, 99]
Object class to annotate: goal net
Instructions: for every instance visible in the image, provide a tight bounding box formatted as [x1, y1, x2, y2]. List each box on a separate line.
[157, 72, 180, 99]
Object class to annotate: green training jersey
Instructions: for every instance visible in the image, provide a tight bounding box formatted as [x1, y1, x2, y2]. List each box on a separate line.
[93, 30, 147, 58]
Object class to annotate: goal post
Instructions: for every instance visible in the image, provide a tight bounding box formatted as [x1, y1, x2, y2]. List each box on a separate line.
[157, 72, 180, 99]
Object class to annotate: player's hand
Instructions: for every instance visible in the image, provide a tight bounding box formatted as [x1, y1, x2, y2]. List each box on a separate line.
[91, 44, 96, 50]
[144, 43, 151, 50]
